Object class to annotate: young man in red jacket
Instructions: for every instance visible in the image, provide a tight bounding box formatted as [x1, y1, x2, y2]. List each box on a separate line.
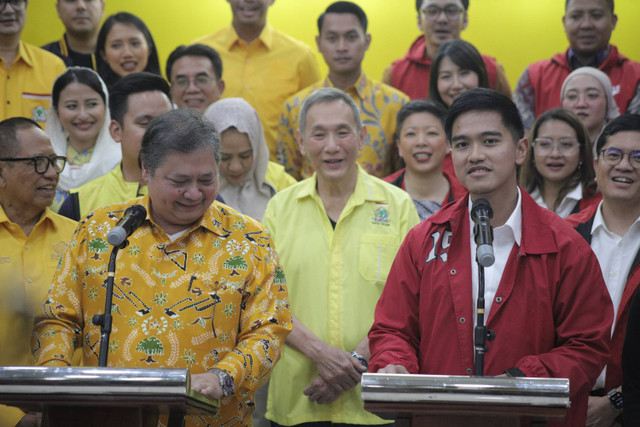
[566, 113, 640, 426]
[382, 0, 511, 100]
[514, 0, 640, 130]
[369, 88, 613, 426]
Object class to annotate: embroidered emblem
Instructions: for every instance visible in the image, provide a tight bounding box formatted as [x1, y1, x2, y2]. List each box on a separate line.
[31, 105, 48, 123]
[372, 204, 390, 225]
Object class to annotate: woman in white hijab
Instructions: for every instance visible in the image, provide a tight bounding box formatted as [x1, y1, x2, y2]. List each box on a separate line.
[204, 98, 295, 221]
[46, 67, 121, 211]
[561, 66, 620, 156]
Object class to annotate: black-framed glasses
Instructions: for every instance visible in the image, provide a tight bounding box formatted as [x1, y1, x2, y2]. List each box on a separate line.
[599, 147, 640, 169]
[422, 5, 464, 21]
[0, 0, 27, 12]
[0, 156, 67, 174]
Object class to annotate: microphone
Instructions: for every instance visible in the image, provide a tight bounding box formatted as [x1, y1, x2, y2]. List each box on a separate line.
[107, 205, 147, 246]
[471, 198, 495, 267]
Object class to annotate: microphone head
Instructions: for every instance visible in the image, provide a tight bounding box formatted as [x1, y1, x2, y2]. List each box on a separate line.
[471, 198, 493, 221]
[125, 204, 147, 228]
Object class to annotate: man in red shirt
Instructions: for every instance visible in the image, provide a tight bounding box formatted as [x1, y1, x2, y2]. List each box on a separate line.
[382, 0, 511, 100]
[514, 0, 640, 130]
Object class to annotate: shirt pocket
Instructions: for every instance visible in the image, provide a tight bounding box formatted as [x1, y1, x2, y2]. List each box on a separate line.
[359, 234, 400, 284]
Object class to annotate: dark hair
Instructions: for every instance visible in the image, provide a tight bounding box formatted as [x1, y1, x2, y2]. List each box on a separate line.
[565, 0, 613, 13]
[429, 39, 489, 107]
[165, 44, 223, 82]
[445, 88, 524, 143]
[385, 99, 448, 173]
[139, 109, 221, 176]
[596, 113, 640, 153]
[318, 1, 368, 33]
[519, 108, 596, 210]
[0, 118, 43, 158]
[109, 72, 171, 125]
[96, 12, 162, 88]
[416, 0, 469, 12]
[52, 67, 106, 111]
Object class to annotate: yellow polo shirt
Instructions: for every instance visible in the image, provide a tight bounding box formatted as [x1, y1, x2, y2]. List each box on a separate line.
[276, 74, 409, 180]
[0, 41, 67, 125]
[0, 205, 76, 426]
[194, 25, 321, 160]
[263, 166, 419, 425]
[71, 164, 148, 219]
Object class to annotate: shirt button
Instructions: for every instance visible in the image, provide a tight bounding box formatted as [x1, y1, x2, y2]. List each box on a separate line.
[450, 269, 456, 274]
[245, 85, 250, 89]
[27, 278, 33, 284]
[495, 297, 503, 303]
[466, 368, 472, 374]
[246, 59, 250, 63]
[25, 245, 30, 249]
[460, 317, 466, 323]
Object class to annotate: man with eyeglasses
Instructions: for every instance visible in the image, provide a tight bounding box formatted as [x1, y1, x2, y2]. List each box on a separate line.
[0, 117, 77, 426]
[566, 113, 640, 427]
[381, 0, 511, 100]
[166, 44, 225, 114]
[41, 0, 105, 69]
[514, 0, 640, 131]
[0, 0, 67, 126]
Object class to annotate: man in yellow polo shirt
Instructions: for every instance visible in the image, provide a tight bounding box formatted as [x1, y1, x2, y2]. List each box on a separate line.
[263, 88, 419, 426]
[193, 0, 320, 160]
[0, 117, 77, 426]
[0, 0, 67, 126]
[277, 2, 409, 181]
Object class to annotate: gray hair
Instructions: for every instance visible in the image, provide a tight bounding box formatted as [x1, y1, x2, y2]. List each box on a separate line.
[298, 87, 362, 134]
[139, 109, 221, 176]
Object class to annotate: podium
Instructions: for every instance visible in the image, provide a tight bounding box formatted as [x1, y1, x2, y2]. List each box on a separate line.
[361, 373, 570, 427]
[0, 366, 219, 427]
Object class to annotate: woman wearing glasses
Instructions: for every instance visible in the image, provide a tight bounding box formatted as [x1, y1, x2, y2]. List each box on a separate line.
[46, 67, 120, 212]
[520, 108, 600, 218]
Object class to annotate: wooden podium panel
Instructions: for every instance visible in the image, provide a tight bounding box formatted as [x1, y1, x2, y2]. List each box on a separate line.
[361, 373, 569, 427]
[0, 366, 219, 427]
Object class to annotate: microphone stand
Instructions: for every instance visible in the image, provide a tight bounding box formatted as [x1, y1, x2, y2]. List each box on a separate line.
[93, 239, 128, 367]
[474, 263, 495, 376]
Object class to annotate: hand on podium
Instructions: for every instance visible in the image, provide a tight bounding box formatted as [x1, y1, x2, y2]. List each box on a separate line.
[191, 372, 224, 400]
[377, 364, 410, 374]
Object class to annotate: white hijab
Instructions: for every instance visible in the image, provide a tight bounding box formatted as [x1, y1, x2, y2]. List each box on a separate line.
[46, 67, 121, 191]
[204, 98, 274, 221]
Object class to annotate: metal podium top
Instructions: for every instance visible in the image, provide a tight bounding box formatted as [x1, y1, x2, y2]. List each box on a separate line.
[361, 373, 570, 408]
[0, 366, 219, 414]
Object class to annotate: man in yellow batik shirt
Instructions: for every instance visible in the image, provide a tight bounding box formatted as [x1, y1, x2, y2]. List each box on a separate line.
[0, 118, 77, 426]
[31, 109, 292, 427]
[194, 0, 320, 160]
[277, 2, 409, 180]
[263, 88, 419, 426]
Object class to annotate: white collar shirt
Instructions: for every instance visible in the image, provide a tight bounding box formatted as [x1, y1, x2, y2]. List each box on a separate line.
[530, 183, 582, 219]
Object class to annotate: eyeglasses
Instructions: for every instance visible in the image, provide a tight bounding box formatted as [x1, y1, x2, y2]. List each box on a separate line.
[422, 5, 464, 21]
[599, 147, 640, 169]
[532, 137, 580, 155]
[0, 156, 67, 174]
[172, 74, 214, 90]
[0, 0, 27, 12]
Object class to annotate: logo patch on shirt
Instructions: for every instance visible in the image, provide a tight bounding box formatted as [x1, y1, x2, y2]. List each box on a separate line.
[612, 84, 620, 96]
[31, 105, 48, 123]
[0, 256, 10, 264]
[372, 204, 390, 226]
[51, 241, 69, 262]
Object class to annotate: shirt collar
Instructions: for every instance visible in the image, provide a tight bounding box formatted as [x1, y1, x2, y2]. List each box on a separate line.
[466, 188, 522, 246]
[295, 164, 385, 205]
[226, 23, 274, 50]
[567, 46, 610, 69]
[324, 73, 368, 101]
[0, 203, 58, 231]
[140, 195, 223, 237]
[591, 200, 640, 236]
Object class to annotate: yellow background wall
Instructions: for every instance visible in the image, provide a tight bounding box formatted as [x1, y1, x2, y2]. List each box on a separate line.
[23, 0, 640, 89]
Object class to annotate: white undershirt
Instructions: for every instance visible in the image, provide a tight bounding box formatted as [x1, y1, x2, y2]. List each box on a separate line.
[591, 202, 640, 389]
[530, 183, 582, 219]
[470, 189, 523, 329]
